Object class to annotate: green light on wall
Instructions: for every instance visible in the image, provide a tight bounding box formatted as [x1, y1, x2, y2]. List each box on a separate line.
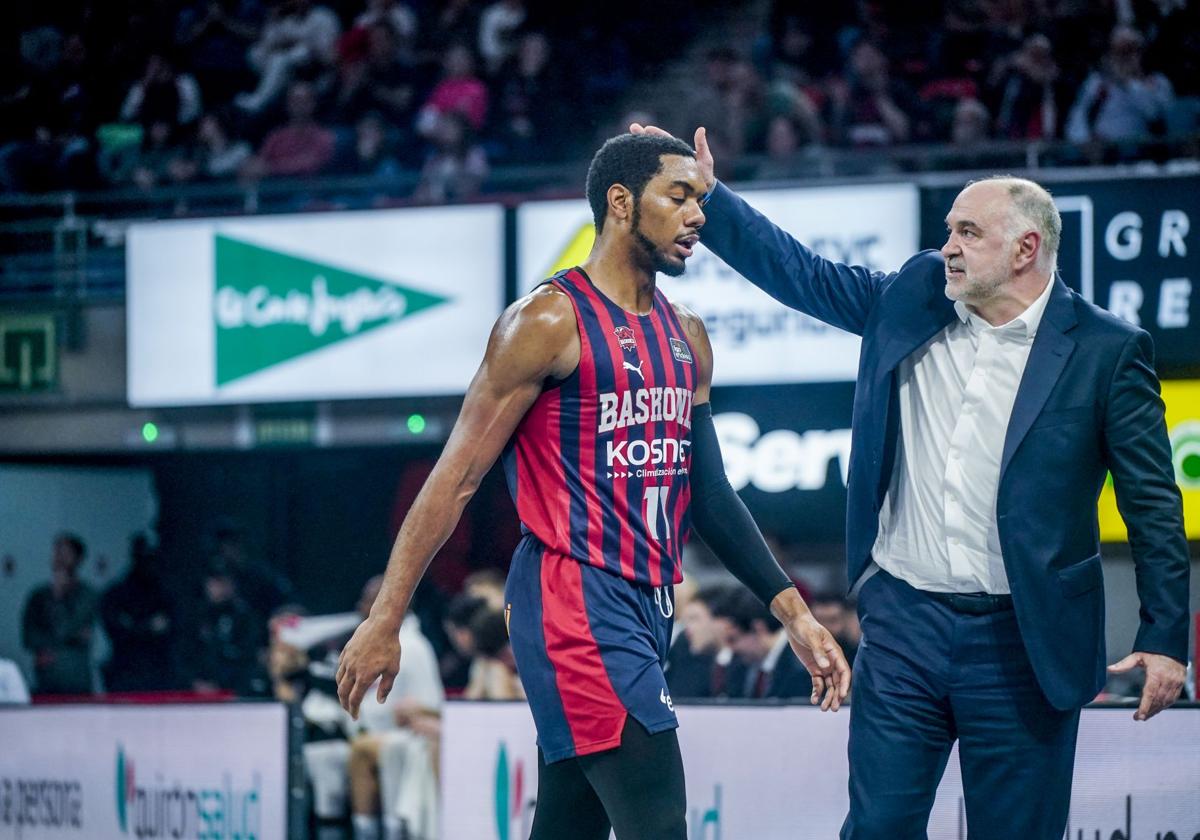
[141, 422, 159, 443]
[407, 414, 427, 434]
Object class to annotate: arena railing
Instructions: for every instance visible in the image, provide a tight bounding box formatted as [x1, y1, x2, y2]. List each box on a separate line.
[1, 134, 1197, 302]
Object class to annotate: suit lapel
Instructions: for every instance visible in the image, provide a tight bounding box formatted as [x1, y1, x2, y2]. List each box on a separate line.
[999, 278, 1078, 480]
[876, 278, 957, 378]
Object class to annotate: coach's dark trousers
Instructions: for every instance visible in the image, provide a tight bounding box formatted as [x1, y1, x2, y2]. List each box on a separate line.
[840, 569, 1081, 840]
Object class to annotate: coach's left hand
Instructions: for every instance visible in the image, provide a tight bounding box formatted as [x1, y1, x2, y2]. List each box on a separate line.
[1107, 651, 1186, 721]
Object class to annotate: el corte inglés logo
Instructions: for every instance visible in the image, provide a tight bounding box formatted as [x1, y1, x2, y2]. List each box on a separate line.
[213, 235, 450, 386]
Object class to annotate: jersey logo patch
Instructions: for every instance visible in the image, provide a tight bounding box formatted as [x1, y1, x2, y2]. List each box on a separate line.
[670, 338, 693, 363]
[613, 325, 637, 353]
[622, 359, 645, 382]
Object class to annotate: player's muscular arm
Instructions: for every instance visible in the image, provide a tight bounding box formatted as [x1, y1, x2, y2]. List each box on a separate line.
[678, 304, 851, 710]
[337, 286, 578, 717]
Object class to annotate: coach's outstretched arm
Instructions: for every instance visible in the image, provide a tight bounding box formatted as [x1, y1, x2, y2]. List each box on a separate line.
[631, 124, 888, 337]
[335, 287, 579, 719]
[675, 302, 851, 711]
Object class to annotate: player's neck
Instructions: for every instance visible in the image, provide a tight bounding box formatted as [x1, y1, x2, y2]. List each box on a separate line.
[582, 239, 657, 315]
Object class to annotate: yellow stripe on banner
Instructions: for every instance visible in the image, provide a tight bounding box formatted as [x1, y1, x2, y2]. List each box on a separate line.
[1099, 380, 1200, 541]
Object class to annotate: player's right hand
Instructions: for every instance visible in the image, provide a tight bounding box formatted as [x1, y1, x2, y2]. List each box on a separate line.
[629, 124, 715, 192]
[335, 615, 401, 720]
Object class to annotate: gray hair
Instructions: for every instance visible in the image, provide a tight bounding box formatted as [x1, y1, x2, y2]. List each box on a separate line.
[967, 175, 1061, 272]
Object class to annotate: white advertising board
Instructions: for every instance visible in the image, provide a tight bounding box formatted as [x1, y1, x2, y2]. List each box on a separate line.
[516, 185, 919, 385]
[127, 206, 505, 406]
[442, 702, 1200, 840]
[0, 704, 288, 839]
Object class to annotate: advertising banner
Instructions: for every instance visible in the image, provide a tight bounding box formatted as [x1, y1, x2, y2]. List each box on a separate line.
[1099, 379, 1200, 540]
[127, 206, 504, 406]
[710, 382, 854, 542]
[920, 174, 1200, 376]
[0, 704, 288, 839]
[442, 701, 1200, 840]
[517, 184, 920, 386]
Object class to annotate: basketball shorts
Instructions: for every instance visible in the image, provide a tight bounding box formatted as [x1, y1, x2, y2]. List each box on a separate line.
[505, 534, 678, 763]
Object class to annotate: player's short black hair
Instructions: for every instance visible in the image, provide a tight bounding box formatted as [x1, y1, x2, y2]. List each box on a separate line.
[585, 133, 696, 233]
[711, 587, 780, 633]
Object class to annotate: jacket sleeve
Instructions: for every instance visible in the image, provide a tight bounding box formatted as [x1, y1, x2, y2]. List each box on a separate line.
[1102, 330, 1190, 662]
[700, 181, 891, 336]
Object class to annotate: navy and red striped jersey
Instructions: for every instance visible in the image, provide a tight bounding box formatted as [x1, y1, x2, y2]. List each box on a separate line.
[502, 267, 698, 587]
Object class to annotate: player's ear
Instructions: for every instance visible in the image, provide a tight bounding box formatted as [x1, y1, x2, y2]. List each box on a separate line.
[607, 184, 633, 227]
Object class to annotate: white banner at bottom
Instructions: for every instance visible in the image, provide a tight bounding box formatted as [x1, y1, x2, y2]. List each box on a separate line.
[0, 704, 288, 840]
[441, 702, 1200, 840]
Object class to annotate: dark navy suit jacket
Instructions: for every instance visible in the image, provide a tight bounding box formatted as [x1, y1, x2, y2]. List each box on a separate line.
[702, 182, 1190, 710]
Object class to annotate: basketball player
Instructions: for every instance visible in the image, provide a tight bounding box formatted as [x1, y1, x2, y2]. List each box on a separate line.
[336, 133, 851, 839]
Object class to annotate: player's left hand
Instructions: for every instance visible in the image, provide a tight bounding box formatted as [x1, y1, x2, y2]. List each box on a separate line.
[784, 614, 852, 712]
[1107, 651, 1186, 721]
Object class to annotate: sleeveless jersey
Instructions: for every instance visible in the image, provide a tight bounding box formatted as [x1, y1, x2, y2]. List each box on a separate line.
[502, 267, 698, 587]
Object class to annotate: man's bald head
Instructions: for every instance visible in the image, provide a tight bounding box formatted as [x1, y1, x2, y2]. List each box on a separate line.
[962, 175, 1061, 273]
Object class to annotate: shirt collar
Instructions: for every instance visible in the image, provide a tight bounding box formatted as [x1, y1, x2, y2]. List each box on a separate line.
[953, 276, 1055, 339]
[762, 631, 790, 673]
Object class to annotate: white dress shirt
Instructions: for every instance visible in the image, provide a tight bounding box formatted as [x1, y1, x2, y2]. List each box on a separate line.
[870, 278, 1055, 593]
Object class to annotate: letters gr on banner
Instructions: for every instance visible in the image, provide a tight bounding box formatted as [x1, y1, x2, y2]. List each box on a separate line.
[919, 174, 1199, 376]
[517, 185, 920, 386]
[127, 205, 504, 407]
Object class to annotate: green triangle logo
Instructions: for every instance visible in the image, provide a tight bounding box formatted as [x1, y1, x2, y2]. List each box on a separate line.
[213, 234, 450, 386]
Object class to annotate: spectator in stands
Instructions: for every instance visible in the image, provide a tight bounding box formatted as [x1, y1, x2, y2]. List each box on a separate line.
[423, 0, 480, 57]
[20, 532, 99, 695]
[989, 33, 1065, 141]
[343, 111, 404, 183]
[460, 568, 506, 611]
[713, 588, 813, 701]
[808, 592, 859, 668]
[194, 110, 254, 179]
[439, 593, 485, 694]
[101, 533, 176, 691]
[294, 575, 442, 840]
[828, 40, 922, 147]
[174, 0, 264, 106]
[463, 606, 524, 700]
[119, 53, 203, 130]
[182, 559, 266, 695]
[125, 119, 195, 189]
[353, 0, 418, 50]
[477, 0, 526, 76]
[950, 97, 990, 146]
[665, 584, 746, 699]
[416, 43, 489, 137]
[1066, 26, 1175, 146]
[245, 77, 337, 178]
[685, 47, 766, 174]
[334, 22, 420, 128]
[209, 518, 294, 619]
[235, 0, 341, 113]
[489, 31, 563, 164]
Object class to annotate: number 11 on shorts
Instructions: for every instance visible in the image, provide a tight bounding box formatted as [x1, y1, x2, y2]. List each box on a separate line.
[644, 485, 671, 543]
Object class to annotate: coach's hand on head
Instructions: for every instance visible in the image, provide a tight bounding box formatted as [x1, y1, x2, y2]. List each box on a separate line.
[1106, 650, 1187, 721]
[335, 615, 402, 720]
[630, 123, 715, 192]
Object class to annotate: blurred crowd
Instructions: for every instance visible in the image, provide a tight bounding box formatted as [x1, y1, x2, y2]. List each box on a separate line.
[0, 0, 680, 202]
[4, 1, 1199, 203]
[673, 0, 1200, 180]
